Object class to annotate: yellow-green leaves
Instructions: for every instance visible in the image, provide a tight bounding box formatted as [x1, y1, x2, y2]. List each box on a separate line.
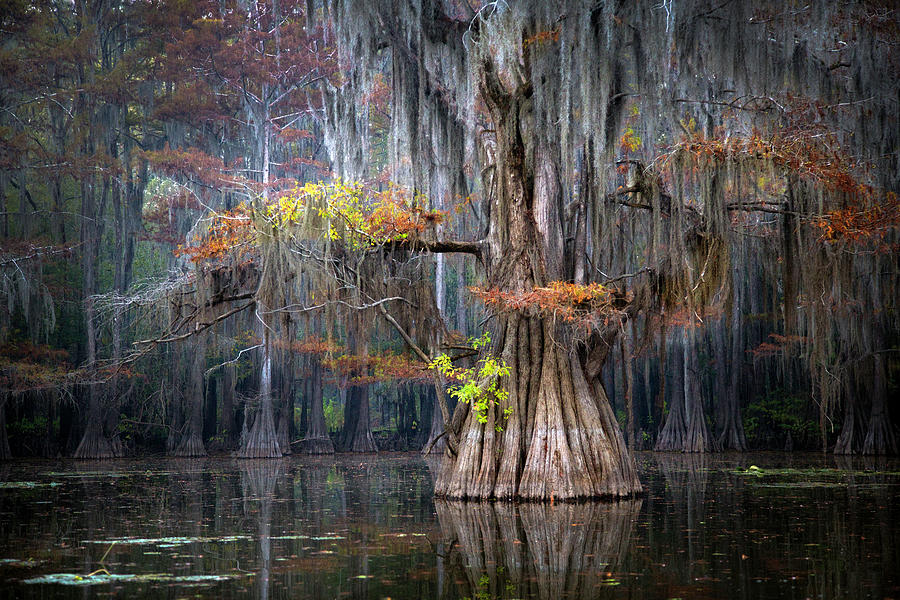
[429, 334, 512, 431]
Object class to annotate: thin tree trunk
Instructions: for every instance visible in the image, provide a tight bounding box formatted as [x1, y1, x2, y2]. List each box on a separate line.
[0, 396, 11, 460]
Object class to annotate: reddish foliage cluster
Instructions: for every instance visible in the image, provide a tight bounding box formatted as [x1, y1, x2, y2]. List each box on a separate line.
[144, 146, 232, 189]
[140, 191, 203, 245]
[0, 341, 70, 366]
[174, 206, 254, 263]
[282, 156, 331, 176]
[275, 127, 316, 142]
[750, 334, 808, 358]
[472, 281, 620, 325]
[679, 131, 866, 196]
[322, 352, 430, 387]
[0, 342, 72, 391]
[0, 238, 75, 264]
[274, 336, 343, 355]
[523, 27, 561, 48]
[817, 191, 900, 248]
[679, 128, 898, 248]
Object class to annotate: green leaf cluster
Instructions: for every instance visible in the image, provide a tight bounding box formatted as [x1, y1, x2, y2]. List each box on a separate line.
[429, 334, 512, 431]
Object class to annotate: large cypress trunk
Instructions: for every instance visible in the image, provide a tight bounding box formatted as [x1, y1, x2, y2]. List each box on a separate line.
[297, 357, 334, 454]
[435, 60, 641, 501]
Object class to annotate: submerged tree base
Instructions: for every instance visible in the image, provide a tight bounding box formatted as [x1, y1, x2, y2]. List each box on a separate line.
[296, 436, 334, 455]
[173, 433, 207, 457]
[435, 318, 643, 502]
[73, 425, 122, 460]
[238, 404, 282, 458]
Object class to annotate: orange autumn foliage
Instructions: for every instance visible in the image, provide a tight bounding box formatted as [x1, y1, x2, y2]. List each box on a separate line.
[174, 205, 254, 263]
[472, 281, 621, 326]
[322, 351, 430, 387]
[816, 191, 900, 248]
[750, 334, 808, 358]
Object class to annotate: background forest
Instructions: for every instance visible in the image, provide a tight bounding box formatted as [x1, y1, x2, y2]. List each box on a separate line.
[0, 0, 897, 468]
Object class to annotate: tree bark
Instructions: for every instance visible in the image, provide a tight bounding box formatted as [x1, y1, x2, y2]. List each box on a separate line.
[435, 56, 641, 500]
[174, 335, 207, 457]
[340, 385, 377, 453]
[655, 331, 687, 451]
[239, 326, 282, 458]
[423, 385, 447, 454]
[297, 357, 334, 454]
[0, 396, 11, 460]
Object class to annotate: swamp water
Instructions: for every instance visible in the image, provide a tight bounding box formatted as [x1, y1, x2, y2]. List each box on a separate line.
[0, 452, 897, 599]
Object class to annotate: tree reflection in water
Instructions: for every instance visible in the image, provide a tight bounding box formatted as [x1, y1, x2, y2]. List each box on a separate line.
[240, 459, 287, 600]
[436, 499, 641, 599]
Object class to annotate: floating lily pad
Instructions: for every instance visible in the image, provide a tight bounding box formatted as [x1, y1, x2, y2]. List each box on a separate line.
[24, 573, 235, 586]
[82, 535, 250, 547]
[0, 482, 61, 489]
[41, 471, 128, 479]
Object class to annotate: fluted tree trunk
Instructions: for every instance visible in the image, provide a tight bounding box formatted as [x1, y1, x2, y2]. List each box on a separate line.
[435, 58, 641, 500]
[174, 334, 207, 457]
[298, 357, 333, 454]
[340, 385, 377, 453]
[239, 324, 282, 458]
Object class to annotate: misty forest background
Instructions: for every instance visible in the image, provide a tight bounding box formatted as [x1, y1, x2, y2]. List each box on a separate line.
[0, 0, 897, 462]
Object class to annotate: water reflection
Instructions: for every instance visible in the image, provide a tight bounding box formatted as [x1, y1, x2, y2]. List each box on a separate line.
[0, 453, 897, 599]
[437, 499, 641, 599]
[240, 460, 286, 600]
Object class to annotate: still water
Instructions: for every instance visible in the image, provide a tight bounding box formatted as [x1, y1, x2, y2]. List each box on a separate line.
[0, 452, 897, 599]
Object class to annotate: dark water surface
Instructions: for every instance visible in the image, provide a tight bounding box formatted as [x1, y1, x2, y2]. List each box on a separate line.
[1, 452, 897, 599]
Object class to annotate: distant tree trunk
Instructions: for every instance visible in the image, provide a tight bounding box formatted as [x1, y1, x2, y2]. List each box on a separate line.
[298, 357, 333, 454]
[622, 325, 635, 449]
[165, 343, 183, 454]
[716, 310, 746, 450]
[0, 395, 11, 460]
[298, 369, 309, 439]
[175, 335, 207, 456]
[221, 319, 238, 448]
[204, 375, 218, 443]
[456, 256, 467, 336]
[656, 332, 687, 452]
[862, 331, 897, 455]
[835, 392, 865, 455]
[276, 327, 294, 455]
[423, 386, 446, 454]
[655, 323, 667, 438]
[239, 324, 282, 458]
[682, 327, 717, 452]
[74, 176, 120, 459]
[340, 385, 377, 453]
